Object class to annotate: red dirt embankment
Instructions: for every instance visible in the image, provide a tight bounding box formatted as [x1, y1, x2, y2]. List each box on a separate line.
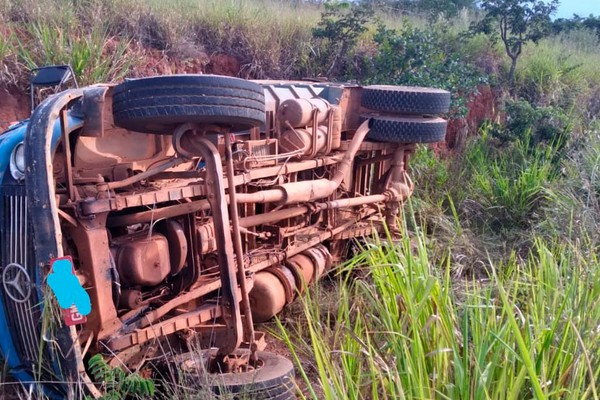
[1, 50, 499, 143]
[129, 48, 241, 77]
[0, 49, 243, 132]
[440, 85, 500, 153]
[0, 89, 29, 131]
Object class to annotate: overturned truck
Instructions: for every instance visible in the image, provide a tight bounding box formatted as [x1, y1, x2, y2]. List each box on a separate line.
[0, 71, 450, 398]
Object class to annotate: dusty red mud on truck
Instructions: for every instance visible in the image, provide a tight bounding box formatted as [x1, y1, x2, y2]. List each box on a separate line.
[0, 73, 449, 398]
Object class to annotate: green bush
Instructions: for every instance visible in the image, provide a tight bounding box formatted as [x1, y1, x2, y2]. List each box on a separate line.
[410, 119, 564, 240]
[310, 1, 374, 78]
[491, 100, 572, 148]
[87, 354, 155, 400]
[366, 23, 485, 117]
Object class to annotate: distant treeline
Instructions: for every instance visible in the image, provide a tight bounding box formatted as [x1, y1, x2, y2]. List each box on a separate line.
[302, 1, 598, 25]
[552, 15, 600, 38]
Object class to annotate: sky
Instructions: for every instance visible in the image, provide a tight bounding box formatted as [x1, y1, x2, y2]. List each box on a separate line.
[555, 0, 600, 18]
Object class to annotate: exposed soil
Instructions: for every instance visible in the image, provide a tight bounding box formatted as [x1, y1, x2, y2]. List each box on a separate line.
[129, 48, 207, 77]
[205, 54, 241, 76]
[130, 52, 241, 77]
[0, 89, 29, 131]
[437, 85, 501, 154]
[466, 85, 500, 130]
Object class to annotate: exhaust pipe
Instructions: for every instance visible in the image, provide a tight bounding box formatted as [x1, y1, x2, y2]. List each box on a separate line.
[236, 119, 372, 205]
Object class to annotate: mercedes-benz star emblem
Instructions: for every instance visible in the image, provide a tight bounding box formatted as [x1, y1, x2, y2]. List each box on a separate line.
[2, 263, 32, 303]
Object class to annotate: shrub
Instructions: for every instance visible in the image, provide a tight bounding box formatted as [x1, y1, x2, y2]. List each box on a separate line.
[310, 1, 375, 78]
[366, 23, 485, 117]
[491, 100, 572, 148]
[87, 354, 155, 400]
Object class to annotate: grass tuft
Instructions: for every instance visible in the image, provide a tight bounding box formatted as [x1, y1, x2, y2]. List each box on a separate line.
[275, 220, 600, 399]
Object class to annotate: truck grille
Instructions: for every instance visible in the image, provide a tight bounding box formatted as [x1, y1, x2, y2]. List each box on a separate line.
[0, 185, 42, 366]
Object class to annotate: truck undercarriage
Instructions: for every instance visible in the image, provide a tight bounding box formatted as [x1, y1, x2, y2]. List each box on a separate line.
[0, 74, 450, 398]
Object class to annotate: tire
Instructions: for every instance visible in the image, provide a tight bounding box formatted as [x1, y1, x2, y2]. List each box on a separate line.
[112, 75, 266, 134]
[210, 351, 295, 399]
[362, 115, 448, 143]
[179, 350, 295, 399]
[220, 384, 295, 399]
[361, 85, 451, 115]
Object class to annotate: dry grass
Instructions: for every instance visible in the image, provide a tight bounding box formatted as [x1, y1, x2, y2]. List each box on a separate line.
[0, 0, 323, 86]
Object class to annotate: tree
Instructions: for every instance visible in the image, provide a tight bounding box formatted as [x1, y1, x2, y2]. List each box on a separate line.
[552, 14, 600, 40]
[470, 0, 559, 91]
[368, 23, 485, 117]
[312, 1, 375, 77]
[390, 0, 477, 18]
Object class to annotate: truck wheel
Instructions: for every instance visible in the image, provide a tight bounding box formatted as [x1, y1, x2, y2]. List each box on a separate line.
[112, 75, 266, 134]
[210, 351, 295, 399]
[363, 115, 448, 143]
[180, 350, 296, 399]
[361, 85, 451, 115]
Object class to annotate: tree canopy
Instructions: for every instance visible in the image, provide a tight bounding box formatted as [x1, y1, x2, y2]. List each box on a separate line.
[358, 0, 477, 18]
[470, 0, 559, 90]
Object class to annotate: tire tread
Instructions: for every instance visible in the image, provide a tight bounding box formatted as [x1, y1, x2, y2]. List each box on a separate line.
[362, 115, 448, 143]
[362, 85, 451, 115]
[112, 75, 266, 134]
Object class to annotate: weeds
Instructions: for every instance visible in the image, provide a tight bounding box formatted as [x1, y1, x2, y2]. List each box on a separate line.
[15, 22, 137, 86]
[276, 220, 600, 399]
[468, 136, 556, 229]
[86, 354, 155, 400]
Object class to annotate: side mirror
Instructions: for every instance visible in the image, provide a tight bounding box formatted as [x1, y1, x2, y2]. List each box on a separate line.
[30, 65, 78, 113]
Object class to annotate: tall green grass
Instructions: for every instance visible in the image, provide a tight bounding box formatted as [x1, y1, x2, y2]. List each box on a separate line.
[516, 29, 600, 126]
[0, 3, 139, 86]
[0, 29, 17, 85]
[408, 122, 566, 275]
[15, 22, 135, 86]
[538, 125, 600, 245]
[275, 219, 600, 399]
[466, 129, 559, 229]
[0, 0, 322, 85]
[182, 0, 317, 78]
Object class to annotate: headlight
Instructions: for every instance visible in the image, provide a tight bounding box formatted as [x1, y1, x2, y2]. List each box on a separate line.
[10, 142, 25, 181]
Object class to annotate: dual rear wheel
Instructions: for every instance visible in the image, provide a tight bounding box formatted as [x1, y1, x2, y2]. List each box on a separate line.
[360, 85, 450, 143]
[111, 76, 450, 144]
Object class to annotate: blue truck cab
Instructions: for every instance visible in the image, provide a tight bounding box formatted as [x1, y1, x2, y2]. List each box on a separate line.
[0, 65, 83, 397]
